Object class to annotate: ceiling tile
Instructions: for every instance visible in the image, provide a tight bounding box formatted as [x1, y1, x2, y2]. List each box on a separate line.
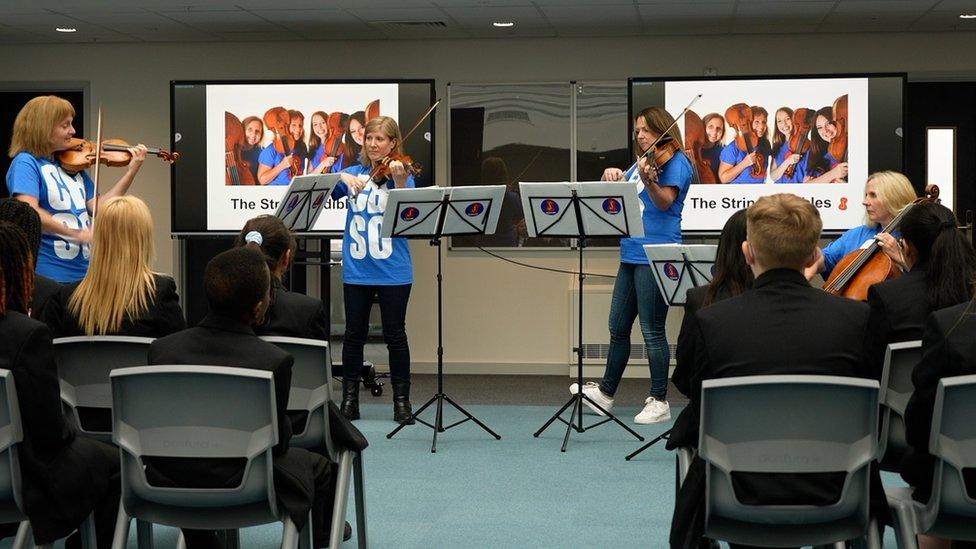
[637, 2, 736, 20]
[831, 0, 938, 13]
[438, 6, 548, 27]
[735, 2, 835, 17]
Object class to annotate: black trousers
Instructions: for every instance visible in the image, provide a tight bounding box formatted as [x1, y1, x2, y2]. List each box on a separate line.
[342, 283, 411, 384]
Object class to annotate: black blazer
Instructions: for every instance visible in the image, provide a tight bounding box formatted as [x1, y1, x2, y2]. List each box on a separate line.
[30, 274, 61, 320]
[864, 266, 930, 380]
[901, 302, 976, 503]
[0, 311, 117, 543]
[42, 273, 186, 338]
[667, 269, 875, 549]
[672, 285, 739, 399]
[256, 280, 328, 340]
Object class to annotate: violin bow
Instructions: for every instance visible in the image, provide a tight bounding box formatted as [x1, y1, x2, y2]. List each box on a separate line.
[400, 98, 441, 144]
[624, 94, 703, 175]
[90, 105, 104, 225]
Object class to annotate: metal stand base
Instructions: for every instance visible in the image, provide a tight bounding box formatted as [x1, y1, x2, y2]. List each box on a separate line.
[534, 390, 645, 452]
[387, 392, 501, 453]
[625, 428, 671, 460]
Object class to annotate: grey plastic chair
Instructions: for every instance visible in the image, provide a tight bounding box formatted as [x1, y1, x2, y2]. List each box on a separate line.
[886, 374, 976, 548]
[698, 374, 881, 548]
[0, 368, 96, 549]
[260, 335, 368, 549]
[109, 365, 310, 549]
[53, 336, 154, 444]
[879, 340, 923, 472]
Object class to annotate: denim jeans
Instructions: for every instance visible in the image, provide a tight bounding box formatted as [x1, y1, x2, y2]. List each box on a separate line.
[599, 262, 670, 400]
[342, 283, 412, 384]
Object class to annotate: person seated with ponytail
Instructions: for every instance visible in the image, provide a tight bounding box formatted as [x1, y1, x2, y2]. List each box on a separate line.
[235, 215, 327, 339]
[42, 195, 185, 338]
[0, 199, 60, 317]
[863, 202, 976, 380]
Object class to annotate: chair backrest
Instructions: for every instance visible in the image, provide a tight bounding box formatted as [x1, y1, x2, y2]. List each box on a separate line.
[699, 374, 880, 547]
[111, 365, 280, 529]
[922, 374, 976, 539]
[879, 340, 922, 469]
[53, 336, 153, 442]
[0, 370, 26, 523]
[259, 336, 336, 459]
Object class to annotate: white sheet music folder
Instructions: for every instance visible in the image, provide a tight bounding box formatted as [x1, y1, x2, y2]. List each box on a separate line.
[440, 185, 506, 236]
[518, 182, 643, 238]
[382, 187, 446, 238]
[643, 244, 718, 307]
[273, 173, 340, 232]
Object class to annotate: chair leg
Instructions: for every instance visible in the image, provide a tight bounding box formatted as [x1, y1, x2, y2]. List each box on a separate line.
[890, 505, 920, 549]
[78, 513, 98, 549]
[13, 521, 31, 549]
[298, 510, 314, 549]
[330, 450, 353, 549]
[176, 531, 186, 549]
[281, 516, 300, 549]
[136, 519, 154, 549]
[222, 529, 240, 549]
[866, 518, 882, 549]
[111, 507, 130, 549]
[353, 452, 367, 549]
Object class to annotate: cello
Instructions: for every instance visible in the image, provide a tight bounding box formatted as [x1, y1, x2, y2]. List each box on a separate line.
[324, 112, 348, 164]
[783, 108, 815, 180]
[263, 107, 298, 178]
[829, 94, 849, 167]
[725, 103, 766, 179]
[683, 109, 718, 184]
[823, 184, 940, 301]
[224, 112, 255, 185]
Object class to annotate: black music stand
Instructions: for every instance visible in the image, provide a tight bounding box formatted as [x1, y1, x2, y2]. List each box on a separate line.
[624, 243, 717, 461]
[383, 185, 505, 453]
[521, 181, 647, 452]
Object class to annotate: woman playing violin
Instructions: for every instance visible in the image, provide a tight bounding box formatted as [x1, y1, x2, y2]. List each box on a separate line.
[241, 115, 264, 182]
[573, 106, 694, 425]
[718, 105, 771, 184]
[804, 107, 849, 183]
[5, 95, 147, 283]
[307, 111, 343, 174]
[700, 113, 725, 183]
[770, 107, 807, 184]
[331, 115, 417, 425]
[805, 170, 916, 280]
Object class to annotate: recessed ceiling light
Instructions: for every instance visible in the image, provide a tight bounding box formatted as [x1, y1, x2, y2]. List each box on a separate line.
[55, 27, 77, 33]
[960, 14, 976, 19]
[492, 21, 515, 28]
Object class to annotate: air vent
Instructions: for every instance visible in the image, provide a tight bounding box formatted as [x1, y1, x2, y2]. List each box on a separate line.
[371, 20, 448, 29]
[577, 343, 678, 361]
[486, 110, 530, 124]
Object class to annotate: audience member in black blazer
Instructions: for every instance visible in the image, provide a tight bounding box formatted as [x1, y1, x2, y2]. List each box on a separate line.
[0, 221, 120, 548]
[0, 199, 60, 318]
[39, 196, 185, 338]
[668, 194, 876, 549]
[864, 202, 976, 380]
[671, 209, 752, 399]
[148, 247, 337, 548]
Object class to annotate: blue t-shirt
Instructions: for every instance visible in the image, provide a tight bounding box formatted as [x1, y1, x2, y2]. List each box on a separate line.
[619, 150, 693, 264]
[6, 152, 94, 282]
[772, 145, 808, 184]
[258, 144, 292, 186]
[822, 224, 899, 277]
[331, 164, 416, 285]
[719, 140, 771, 183]
[308, 143, 344, 174]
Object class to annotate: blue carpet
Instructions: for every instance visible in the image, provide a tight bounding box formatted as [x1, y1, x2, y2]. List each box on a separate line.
[1, 403, 909, 548]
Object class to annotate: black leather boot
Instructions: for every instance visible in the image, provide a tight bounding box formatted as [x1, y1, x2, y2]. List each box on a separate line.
[340, 379, 360, 420]
[392, 381, 414, 425]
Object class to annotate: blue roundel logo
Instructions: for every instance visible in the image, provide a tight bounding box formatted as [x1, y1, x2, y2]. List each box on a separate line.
[663, 262, 680, 281]
[286, 194, 301, 214]
[465, 202, 484, 217]
[602, 198, 621, 215]
[540, 199, 560, 216]
[400, 207, 420, 221]
[710, 264, 717, 277]
[312, 192, 327, 209]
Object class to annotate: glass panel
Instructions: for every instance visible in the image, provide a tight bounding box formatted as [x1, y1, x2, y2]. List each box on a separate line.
[926, 127, 955, 212]
[576, 81, 630, 247]
[449, 82, 572, 248]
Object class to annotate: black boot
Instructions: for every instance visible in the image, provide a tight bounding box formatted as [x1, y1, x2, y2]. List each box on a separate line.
[340, 379, 360, 420]
[392, 381, 414, 424]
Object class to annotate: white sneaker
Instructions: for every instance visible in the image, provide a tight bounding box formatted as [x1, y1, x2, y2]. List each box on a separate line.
[569, 382, 614, 416]
[635, 397, 671, 424]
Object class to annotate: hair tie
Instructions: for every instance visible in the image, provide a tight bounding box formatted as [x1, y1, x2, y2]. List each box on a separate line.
[244, 230, 263, 246]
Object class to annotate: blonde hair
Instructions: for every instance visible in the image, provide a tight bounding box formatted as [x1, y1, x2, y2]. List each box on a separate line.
[68, 196, 157, 335]
[8, 96, 75, 158]
[746, 193, 822, 270]
[865, 171, 916, 227]
[359, 116, 403, 167]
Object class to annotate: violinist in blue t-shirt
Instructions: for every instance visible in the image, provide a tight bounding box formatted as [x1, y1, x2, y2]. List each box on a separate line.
[804, 106, 849, 183]
[770, 107, 808, 184]
[718, 105, 771, 184]
[306, 111, 345, 175]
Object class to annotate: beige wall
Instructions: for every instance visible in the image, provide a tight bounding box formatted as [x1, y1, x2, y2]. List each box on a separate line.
[3, 31, 974, 371]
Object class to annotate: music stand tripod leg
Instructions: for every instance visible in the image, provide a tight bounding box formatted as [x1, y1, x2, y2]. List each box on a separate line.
[442, 394, 501, 439]
[624, 428, 671, 461]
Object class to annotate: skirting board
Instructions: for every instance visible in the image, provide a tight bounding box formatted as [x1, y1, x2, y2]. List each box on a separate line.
[403, 362, 677, 377]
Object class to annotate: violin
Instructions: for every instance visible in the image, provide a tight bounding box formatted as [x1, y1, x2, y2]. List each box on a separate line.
[225, 112, 255, 185]
[642, 136, 682, 181]
[365, 99, 380, 123]
[829, 94, 848, 164]
[58, 137, 179, 172]
[783, 108, 815, 180]
[683, 109, 717, 184]
[324, 112, 348, 161]
[823, 184, 939, 301]
[725, 103, 766, 179]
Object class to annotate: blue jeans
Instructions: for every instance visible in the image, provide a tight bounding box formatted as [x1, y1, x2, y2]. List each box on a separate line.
[599, 263, 670, 400]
